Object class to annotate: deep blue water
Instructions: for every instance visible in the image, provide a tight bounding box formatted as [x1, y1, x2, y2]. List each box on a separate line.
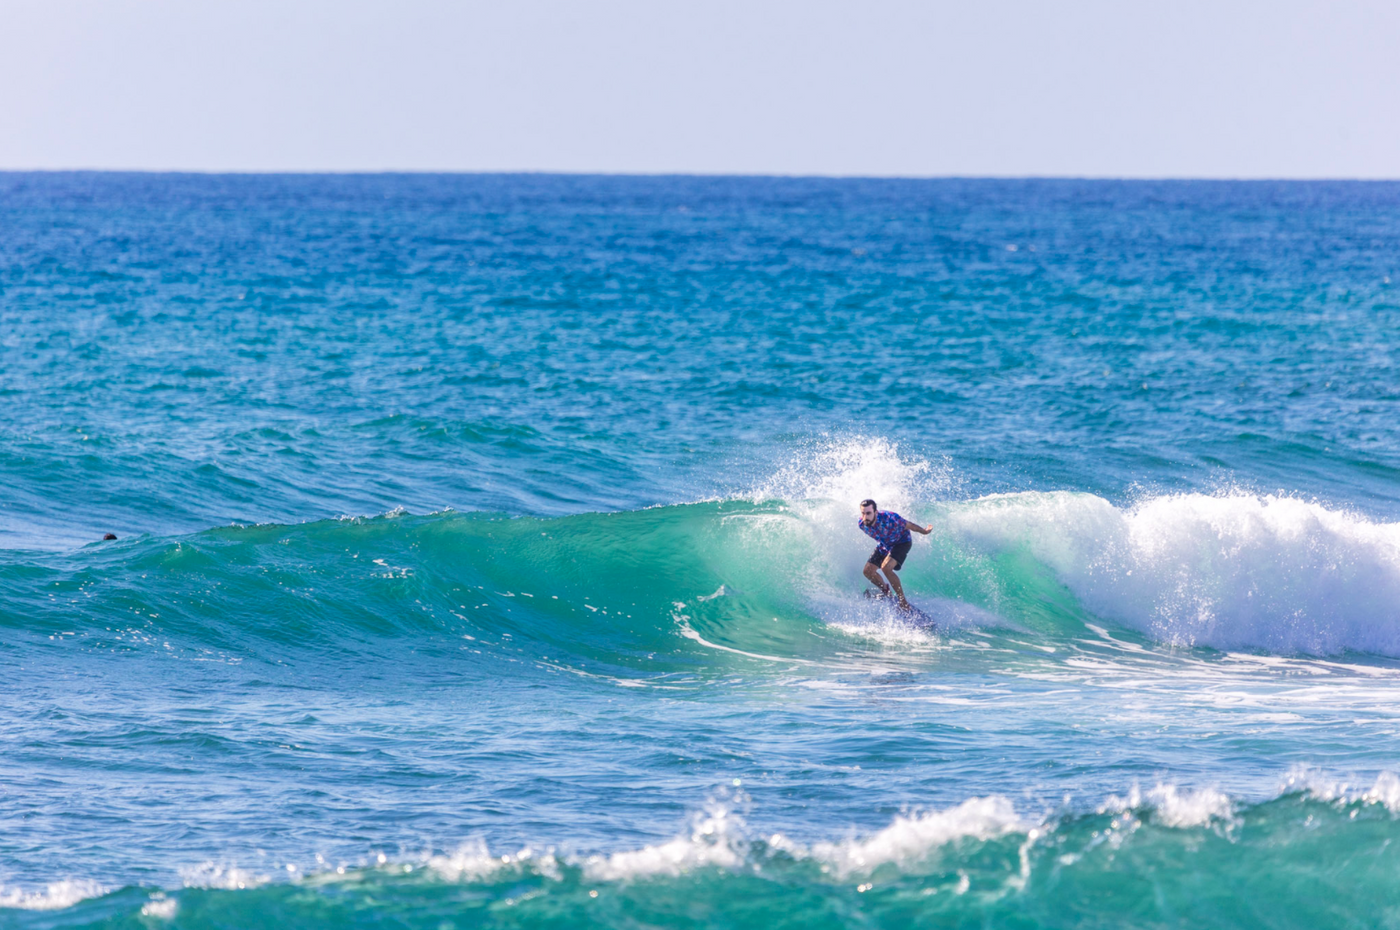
[4, 173, 1400, 927]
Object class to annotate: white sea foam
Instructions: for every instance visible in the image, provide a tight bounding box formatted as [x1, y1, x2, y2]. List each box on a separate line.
[825, 613, 943, 648]
[823, 595, 1007, 647]
[179, 861, 266, 890]
[1284, 767, 1400, 812]
[1102, 783, 1234, 827]
[429, 841, 560, 882]
[582, 798, 746, 881]
[809, 782, 1235, 881]
[812, 796, 1027, 876]
[948, 490, 1400, 656]
[0, 879, 108, 910]
[426, 839, 509, 881]
[140, 895, 179, 919]
[1361, 772, 1400, 810]
[574, 794, 1026, 884]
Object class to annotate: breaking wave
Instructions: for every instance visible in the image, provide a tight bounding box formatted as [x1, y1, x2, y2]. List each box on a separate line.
[5, 440, 1400, 663]
[946, 489, 1400, 655]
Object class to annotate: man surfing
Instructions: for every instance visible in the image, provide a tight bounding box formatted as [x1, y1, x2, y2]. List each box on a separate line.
[858, 499, 932, 612]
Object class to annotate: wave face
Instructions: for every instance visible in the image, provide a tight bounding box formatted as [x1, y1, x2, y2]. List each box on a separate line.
[7, 175, 1400, 929]
[0, 502, 876, 673]
[8, 480, 1400, 674]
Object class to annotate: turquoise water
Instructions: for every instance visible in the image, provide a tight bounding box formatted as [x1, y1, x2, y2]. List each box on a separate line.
[4, 174, 1400, 927]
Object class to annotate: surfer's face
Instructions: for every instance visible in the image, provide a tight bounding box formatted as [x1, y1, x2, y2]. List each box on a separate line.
[861, 505, 876, 525]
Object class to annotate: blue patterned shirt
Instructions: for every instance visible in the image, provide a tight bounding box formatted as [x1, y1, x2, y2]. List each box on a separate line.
[858, 510, 911, 552]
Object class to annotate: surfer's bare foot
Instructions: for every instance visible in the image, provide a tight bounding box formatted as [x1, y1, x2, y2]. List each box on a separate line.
[898, 599, 912, 611]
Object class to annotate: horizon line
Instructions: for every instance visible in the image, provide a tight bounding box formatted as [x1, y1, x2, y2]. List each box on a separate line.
[3, 168, 1399, 184]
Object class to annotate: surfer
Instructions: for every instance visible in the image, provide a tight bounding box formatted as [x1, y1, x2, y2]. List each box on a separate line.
[858, 499, 931, 611]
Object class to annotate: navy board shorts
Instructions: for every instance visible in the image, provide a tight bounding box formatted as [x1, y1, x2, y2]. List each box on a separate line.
[868, 539, 913, 570]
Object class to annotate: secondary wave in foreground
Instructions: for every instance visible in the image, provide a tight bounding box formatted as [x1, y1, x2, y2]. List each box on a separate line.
[9, 774, 1400, 929]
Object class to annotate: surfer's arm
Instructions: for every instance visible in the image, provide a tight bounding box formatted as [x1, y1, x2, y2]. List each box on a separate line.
[905, 520, 932, 535]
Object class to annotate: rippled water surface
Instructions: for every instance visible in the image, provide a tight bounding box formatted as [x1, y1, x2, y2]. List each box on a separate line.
[4, 174, 1400, 927]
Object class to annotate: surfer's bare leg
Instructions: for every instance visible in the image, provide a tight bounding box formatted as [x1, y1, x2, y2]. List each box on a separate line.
[881, 557, 910, 610]
[863, 561, 891, 595]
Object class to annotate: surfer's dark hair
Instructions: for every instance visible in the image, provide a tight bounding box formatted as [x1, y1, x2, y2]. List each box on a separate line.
[860, 499, 877, 510]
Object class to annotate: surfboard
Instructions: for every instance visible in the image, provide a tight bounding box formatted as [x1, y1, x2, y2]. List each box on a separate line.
[862, 588, 936, 627]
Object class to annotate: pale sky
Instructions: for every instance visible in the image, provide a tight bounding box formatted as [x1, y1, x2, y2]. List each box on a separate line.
[2, 0, 1397, 177]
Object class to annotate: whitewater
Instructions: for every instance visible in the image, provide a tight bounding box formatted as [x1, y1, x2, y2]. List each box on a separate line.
[4, 174, 1400, 928]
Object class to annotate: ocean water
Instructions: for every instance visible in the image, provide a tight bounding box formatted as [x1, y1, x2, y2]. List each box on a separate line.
[4, 173, 1400, 928]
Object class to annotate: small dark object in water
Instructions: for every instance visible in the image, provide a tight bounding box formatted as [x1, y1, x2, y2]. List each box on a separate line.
[103, 533, 117, 540]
